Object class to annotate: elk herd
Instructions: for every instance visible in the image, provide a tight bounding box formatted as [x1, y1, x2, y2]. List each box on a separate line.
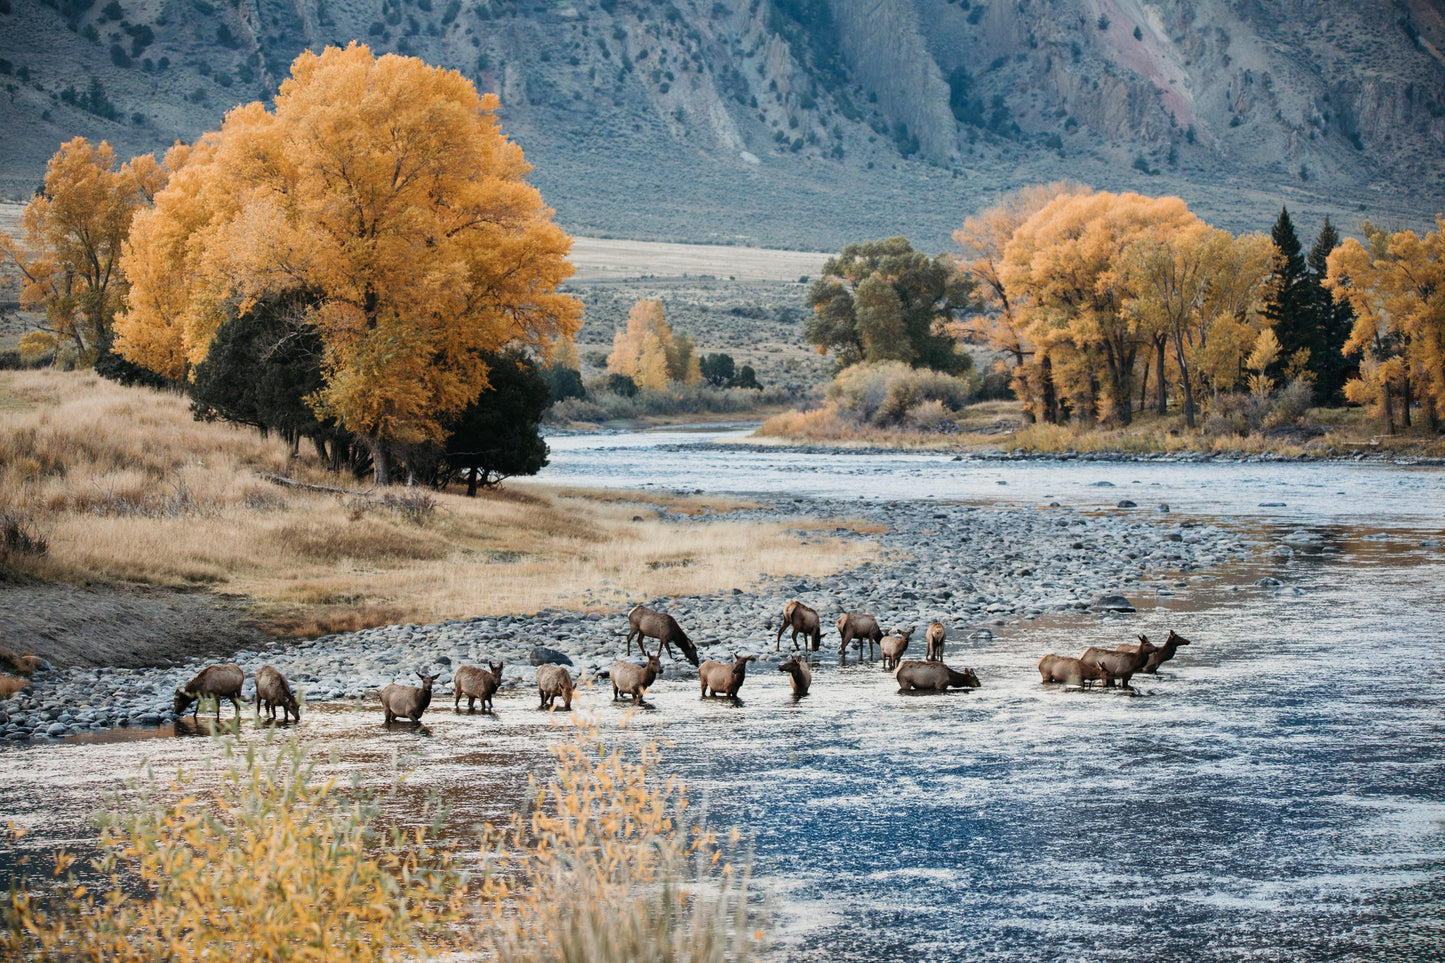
[170, 600, 1193, 728]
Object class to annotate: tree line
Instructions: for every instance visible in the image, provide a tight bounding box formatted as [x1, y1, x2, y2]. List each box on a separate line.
[0, 43, 582, 489]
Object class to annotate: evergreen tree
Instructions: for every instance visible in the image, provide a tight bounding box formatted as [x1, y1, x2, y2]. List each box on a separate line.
[1263, 206, 1318, 386]
[1306, 216, 1355, 404]
[435, 351, 551, 496]
[699, 352, 736, 387]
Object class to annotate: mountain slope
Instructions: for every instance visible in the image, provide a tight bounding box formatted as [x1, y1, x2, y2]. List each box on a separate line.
[0, 0, 1441, 249]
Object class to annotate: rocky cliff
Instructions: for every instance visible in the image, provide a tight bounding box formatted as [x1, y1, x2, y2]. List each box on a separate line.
[0, 0, 1441, 249]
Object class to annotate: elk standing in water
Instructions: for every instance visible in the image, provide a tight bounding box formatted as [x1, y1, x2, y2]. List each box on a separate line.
[880, 627, 914, 670]
[380, 673, 437, 723]
[1116, 630, 1192, 673]
[699, 653, 756, 701]
[837, 612, 883, 664]
[626, 605, 700, 666]
[925, 621, 946, 662]
[174, 664, 245, 721]
[775, 600, 822, 651]
[254, 665, 300, 722]
[778, 654, 812, 697]
[610, 643, 665, 703]
[895, 660, 980, 693]
[1037, 654, 1113, 689]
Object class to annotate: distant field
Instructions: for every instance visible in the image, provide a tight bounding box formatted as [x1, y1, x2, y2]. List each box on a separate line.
[567, 236, 828, 282]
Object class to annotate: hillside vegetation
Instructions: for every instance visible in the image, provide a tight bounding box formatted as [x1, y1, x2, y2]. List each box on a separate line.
[0, 0, 1442, 248]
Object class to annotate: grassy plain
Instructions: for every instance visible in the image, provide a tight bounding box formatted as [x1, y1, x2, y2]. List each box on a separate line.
[0, 370, 873, 650]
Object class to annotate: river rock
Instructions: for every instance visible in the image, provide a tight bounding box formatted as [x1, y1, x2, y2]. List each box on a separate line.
[528, 646, 573, 667]
[1256, 577, 1284, 587]
[1117, 500, 1137, 508]
[1090, 594, 1136, 613]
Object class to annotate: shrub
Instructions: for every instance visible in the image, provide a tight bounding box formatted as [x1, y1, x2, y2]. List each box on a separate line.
[1202, 379, 1314, 437]
[543, 363, 586, 402]
[604, 372, 639, 397]
[827, 361, 975, 427]
[0, 512, 48, 566]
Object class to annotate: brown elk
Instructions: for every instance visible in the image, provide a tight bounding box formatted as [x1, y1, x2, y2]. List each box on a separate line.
[880, 626, 914, 670]
[1080, 636, 1159, 690]
[536, 664, 574, 710]
[626, 605, 699, 666]
[380, 673, 437, 723]
[699, 652, 756, 700]
[453, 663, 503, 713]
[254, 665, 300, 722]
[610, 644, 664, 702]
[775, 600, 822, 651]
[1037, 654, 1113, 689]
[777, 654, 812, 697]
[1115, 630, 1192, 673]
[837, 612, 883, 664]
[895, 660, 980, 692]
[174, 664, 245, 721]
[925, 621, 946, 662]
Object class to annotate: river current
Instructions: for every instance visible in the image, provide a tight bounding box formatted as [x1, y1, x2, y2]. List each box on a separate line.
[2, 428, 1442, 961]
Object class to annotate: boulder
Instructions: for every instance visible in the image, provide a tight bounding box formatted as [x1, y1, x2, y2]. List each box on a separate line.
[528, 646, 574, 667]
[1090, 594, 1136, 613]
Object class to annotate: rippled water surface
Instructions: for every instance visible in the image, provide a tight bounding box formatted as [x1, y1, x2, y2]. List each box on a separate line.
[3, 428, 1443, 961]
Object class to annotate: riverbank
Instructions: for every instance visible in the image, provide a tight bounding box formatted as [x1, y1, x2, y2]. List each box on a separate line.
[0, 492, 1253, 742]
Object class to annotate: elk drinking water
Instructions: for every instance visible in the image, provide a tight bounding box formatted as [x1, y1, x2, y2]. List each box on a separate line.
[174, 664, 245, 721]
[895, 660, 980, 693]
[536, 664, 574, 710]
[254, 665, 300, 722]
[626, 605, 700, 666]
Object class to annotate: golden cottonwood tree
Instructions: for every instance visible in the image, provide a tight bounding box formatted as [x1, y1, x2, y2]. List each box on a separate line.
[0, 138, 164, 365]
[1001, 191, 1198, 425]
[1326, 218, 1445, 433]
[115, 43, 581, 483]
[606, 299, 700, 389]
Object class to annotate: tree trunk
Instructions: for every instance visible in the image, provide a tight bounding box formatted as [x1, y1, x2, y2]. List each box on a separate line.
[312, 435, 329, 464]
[1040, 355, 1059, 425]
[1138, 355, 1150, 412]
[1171, 332, 1196, 429]
[369, 437, 391, 485]
[466, 468, 479, 497]
[1155, 335, 1168, 415]
[1402, 371, 1413, 428]
[1382, 381, 1396, 435]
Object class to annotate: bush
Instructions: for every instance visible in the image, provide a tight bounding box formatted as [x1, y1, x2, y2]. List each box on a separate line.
[549, 382, 792, 424]
[604, 372, 638, 397]
[0, 512, 48, 566]
[543, 363, 587, 402]
[827, 361, 975, 427]
[1202, 379, 1314, 437]
[95, 347, 173, 389]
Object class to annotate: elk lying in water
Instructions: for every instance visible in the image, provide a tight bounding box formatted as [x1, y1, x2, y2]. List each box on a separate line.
[837, 612, 884, 664]
[453, 663, 503, 713]
[1080, 636, 1159, 690]
[380, 673, 437, 723]
[610, 645, 664, 703]
[254, 665, 300, 722]
[1115, 630, 1192, 673]
[699, 653, 756, 700]
[777, 654, 812, 697]
[880, 626, 914, 670]
[925, 621, 946, 662]
[627, 605, 699, 666]
[895, 660, 980, 693]
[175, 664, 245, 721]
[775, 600, 822, 651]
[536, 664, 574, 710]
[1037, 655, 1113, 689]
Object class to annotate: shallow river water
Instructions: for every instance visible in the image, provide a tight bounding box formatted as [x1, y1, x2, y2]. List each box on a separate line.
[2, 429, 1443, 961]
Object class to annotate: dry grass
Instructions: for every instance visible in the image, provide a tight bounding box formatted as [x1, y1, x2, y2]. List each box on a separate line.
[0, 676, 28, 698]
[1, 370, 872, 637]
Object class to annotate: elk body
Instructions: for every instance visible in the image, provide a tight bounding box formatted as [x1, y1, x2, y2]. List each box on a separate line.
[925, 621, 946, 662]
[174, 664, 245, 721]
[536, 664, 574, 710]
[775, 600, 822, 651]
[1080, 636, 1159, 690]
[699, 653, 756, 700]
[453, 663, 503, 713]
[380, 673, 437, 723]
[777, 654, 812, 697]
[895, 660, 980, 693]
[254, 665, 300, 722]
[610, 648, 664, 703]
[880, 627, 914, 670]
[1116, 630, 1192, 673]
[626, 605, 700, 666]
[1037, 655, 1113, 689]
[837, 612, 884, 664]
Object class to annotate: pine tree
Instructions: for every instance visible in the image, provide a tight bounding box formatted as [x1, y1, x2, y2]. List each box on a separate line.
[1263, 206, 1318, 388]
[1306, 216, 1355, 403]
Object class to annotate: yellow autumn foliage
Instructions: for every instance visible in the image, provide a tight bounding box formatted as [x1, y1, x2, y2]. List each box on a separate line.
[606, 299, 701, 389]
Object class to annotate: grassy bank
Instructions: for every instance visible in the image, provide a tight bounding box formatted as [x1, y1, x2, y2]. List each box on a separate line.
[0, 370, 874, 645]
[758, 399, 1445, 458]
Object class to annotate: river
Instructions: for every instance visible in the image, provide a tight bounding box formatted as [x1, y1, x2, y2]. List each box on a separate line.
[2, 427, 1442, 961]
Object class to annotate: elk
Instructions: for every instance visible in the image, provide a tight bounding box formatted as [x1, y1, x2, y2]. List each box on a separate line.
[380, 673, 437, 723]
[610, 644, 664, 703]
[777, 654, 812, 697]
[1037, 654, 1113, 689]
[699, 652, 755, 700]
[174, 664, 245, 721]
[1116, 630, 1192, 673]
[254, 665, 300, 722]
[1081, 636, 1159, 690]
[925, 621, 946, 662]
[626, 605, 700, 666]
[775, 600, 822, 651]
[536, 664, 574, 710]
[880, 626, 914, 670]
[837, 612, 883, 664]
[895, 660, 980, 692]
[453, 662, 503, 713]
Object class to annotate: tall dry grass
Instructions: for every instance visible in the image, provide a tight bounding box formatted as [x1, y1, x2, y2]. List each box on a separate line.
[2, 719, 763, 961]
[2, 370, 872, 636]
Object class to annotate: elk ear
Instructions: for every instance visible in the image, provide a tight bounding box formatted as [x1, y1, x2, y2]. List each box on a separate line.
[1138, 634, 1147, 643]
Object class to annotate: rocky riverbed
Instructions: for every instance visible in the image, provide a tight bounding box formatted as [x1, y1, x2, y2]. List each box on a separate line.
[0, 496, 1256, 743]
